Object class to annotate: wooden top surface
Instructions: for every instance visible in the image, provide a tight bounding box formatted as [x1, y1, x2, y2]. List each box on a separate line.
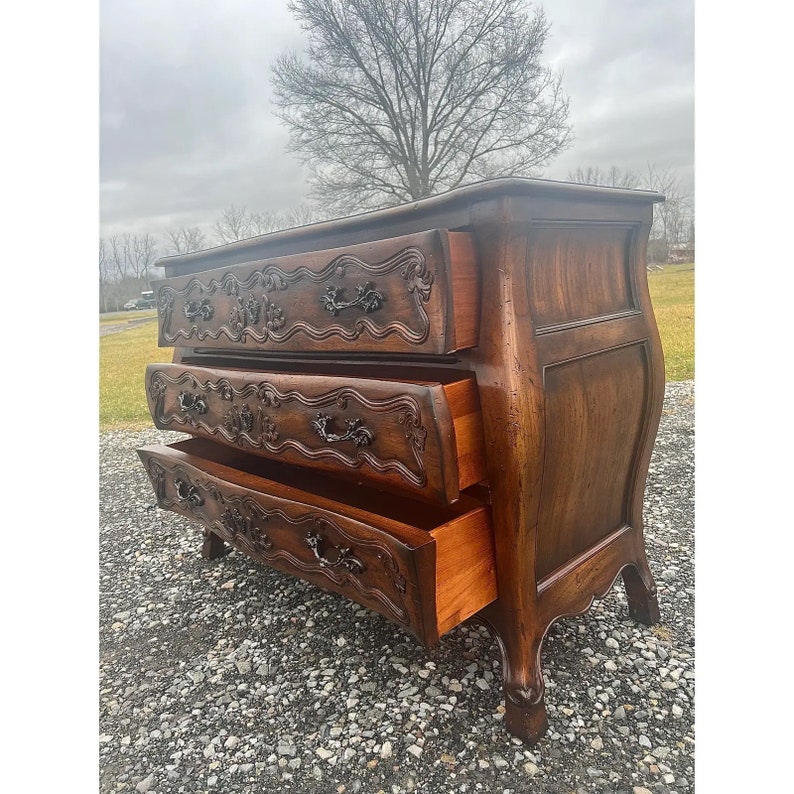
[158, 177, 664, 277]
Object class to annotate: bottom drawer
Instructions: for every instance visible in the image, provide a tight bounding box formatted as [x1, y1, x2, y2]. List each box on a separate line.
[138, 439, 496, 646]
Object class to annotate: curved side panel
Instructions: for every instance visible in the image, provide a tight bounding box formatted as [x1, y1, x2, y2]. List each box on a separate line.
[535, 342, 650, 581]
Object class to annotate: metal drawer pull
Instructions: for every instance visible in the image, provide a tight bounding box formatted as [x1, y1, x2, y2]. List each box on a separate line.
[178, 391, 208, 415]
[174, 477, 204, 507]
[311, 413, 375, 447]
[320, 282, 385, 315]
[305, 531, 365, 573]
[183, 298, 214, 321]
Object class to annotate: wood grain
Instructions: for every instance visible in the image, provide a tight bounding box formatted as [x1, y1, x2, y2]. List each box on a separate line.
[139, 440, 497, 647]
[154, 229, 479, 356]
[139, 177, 666, 745]
[431, 508, 497, 636]
[525, 222, 636, 329]
[146, 363, 486, 504]
[534, 343, 649, 580]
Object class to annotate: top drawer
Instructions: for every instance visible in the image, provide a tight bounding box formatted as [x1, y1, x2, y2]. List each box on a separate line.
[153, 229, 480, 356]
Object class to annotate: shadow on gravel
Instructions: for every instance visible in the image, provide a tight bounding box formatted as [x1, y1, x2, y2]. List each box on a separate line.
[99, 382, 695, 794]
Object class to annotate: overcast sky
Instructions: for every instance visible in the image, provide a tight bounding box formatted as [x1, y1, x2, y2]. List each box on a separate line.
[99, 0, 694, 241]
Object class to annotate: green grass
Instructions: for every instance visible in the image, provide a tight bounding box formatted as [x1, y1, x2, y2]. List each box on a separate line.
[647, 263, 695, 382]
[99, 317, 163, 429]
[99, 308, 158, 326]
[98, 265, 694, 430]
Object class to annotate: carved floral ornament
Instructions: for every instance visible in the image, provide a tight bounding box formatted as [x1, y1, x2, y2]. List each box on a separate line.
[157, 246, 434, 346]
[142, 457, 410, 625]
[148, 369, 429, 488]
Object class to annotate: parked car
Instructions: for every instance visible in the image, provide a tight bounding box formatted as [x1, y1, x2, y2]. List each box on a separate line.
[123, 298, 156, 310]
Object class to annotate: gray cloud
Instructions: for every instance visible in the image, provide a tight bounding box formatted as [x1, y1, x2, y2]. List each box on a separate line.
[542, 0, 694, 189]
[100, 0, 693, 240]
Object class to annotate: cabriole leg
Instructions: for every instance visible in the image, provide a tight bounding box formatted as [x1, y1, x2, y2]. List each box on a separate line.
[504, 693, 549, 745]
[475, 611, 550, 745]
[622, 563, 660, 625]
[201, 529, 229, 560]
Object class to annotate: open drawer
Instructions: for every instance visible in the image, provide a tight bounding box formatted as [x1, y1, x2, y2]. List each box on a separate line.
[145, 363, 487, 504]
[138, 438, 497, 646]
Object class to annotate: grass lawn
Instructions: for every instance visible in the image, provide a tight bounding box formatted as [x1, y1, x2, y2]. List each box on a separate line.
[647, 263, 695, 383]
[100, 317, 162, 429]
[99, 308, 158, 326]
[99, 265, 694, 430]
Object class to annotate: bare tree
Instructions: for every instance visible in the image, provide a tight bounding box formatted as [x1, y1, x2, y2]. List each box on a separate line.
[567, 163, 693, 264]
[213, 203, 325, 244]
[99, 238, 113, 313]
[100, 233, 160, 310]
[102, 235, 130, 311]
[248, 210, 288, 237]
[106, 233, 159, 281]
[273, 0, 572, 214]
[640, 164, 693, 257]
[568, 165, 640, 189]
[129, 233, 159, 281]
[165, 226, 207, 255]
[282, 203, 320, 228]
[107, 234, 129, 283]
[214, 205, 255, 244]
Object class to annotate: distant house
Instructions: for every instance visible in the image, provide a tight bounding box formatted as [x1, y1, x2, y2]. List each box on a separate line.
[669, 242, 695, 264]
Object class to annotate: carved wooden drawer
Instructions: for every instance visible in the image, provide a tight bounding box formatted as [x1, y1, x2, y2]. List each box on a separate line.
[138, 439, 497, 646]
[152, 229, 479, 356]
[145, 363, 487, 504]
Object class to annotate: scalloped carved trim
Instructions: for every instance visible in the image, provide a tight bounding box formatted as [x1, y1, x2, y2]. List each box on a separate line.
[148, 369, 428, 488]
[143, 459, 411, 625]
[158, 246, 433, 347]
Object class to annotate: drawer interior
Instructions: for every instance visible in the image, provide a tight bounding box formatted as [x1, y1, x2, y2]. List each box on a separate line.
[168, 437, 485, 529]
[142, 438, 497, 645]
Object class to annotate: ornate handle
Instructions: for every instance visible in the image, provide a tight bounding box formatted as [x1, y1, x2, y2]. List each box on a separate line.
[305, 532, 364, 573]
[311, 413, 375, 447]
[178, 391, 208, 415]
[183, 298, 214, 321]
[174, 477, 204, 507]
[320, 282, 385, 315]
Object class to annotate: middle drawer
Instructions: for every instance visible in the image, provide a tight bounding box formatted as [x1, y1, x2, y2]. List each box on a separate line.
[146, 363, 487, 504]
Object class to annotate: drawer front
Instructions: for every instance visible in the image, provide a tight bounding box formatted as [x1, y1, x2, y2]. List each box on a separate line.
[138, 445, 437, 642]
[153, 229, 479, 355]
[146, 364, 485, 504]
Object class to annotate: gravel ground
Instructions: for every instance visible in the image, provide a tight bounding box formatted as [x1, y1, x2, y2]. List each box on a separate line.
[99, 380, 694, 794]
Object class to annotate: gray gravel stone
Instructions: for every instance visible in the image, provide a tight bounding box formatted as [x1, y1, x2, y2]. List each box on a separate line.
[135, 774, 155, 793]
[99, 381, 695, 793]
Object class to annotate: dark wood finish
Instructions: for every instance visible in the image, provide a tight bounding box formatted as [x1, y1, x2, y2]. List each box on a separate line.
[460, 189, 664, 745]
[138, 440, 496, 646]
[153, 229, 479, 356]
[145, 363, 486, 504]
[534, 343, 649, 580]
[201, 529, 230, 560]
[138, 177, 665, 745]
[525, 222, 637, 329]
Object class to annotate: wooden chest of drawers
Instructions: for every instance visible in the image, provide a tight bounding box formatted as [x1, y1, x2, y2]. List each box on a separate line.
[139, 177, 665, 744]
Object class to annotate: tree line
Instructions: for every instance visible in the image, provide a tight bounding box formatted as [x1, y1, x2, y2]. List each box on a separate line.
[100, 1, 693, 311]
[98, 203, 320, 312]
[99, 161, 693, 313]
[567, 164, 694, 264]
